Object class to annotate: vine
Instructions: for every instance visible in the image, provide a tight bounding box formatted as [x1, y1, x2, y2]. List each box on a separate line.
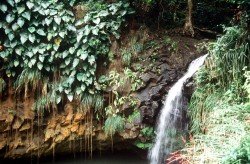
[0, 0, 133, 111]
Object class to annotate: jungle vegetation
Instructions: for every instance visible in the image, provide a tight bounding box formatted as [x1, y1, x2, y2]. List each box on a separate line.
[0, 0, 249, 163]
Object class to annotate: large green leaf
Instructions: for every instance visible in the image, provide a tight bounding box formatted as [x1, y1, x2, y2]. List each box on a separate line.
[14, 60, 19, 67]
[56, 96, 61, 104]
[26, 1, 34, 9]
[12, 23, 19, 31]
[37, 62, 43, 70]
[8, 33, 15, 41]
[47, 32, 53, 41]
[77, 32, 83, 42]
[37, 29, 46, 36]
[28, 27, 35, 33]
[88, 55, 95, 65]
[93, 18, 101, 25]
[30, 58, 36, 65]
[22, 11, 31, 20]
[92, 28, 99, 35]
[0, 5, 7, 12]
[81, 84, 86, 91]
[7, 0, 14, 7]
[77, 73, 83, 81]
[39, 55, 45, 62]
[17, 6, 25, 14]
[27, 52, 33, 58]
[69, 47, 75, 54]
[45, 18, 53, 25]
[20, 33, 28, 44]
[72, 58, 79, 67]
[54, 16, 61, 25]
[67, 94, 73, 102]
[84, 26, 91, 36]
[6, 14, 15, 23]
[80, 51, 88, 60]
[17, 18, 25, 27]
[65, 58, 71, 66]
[29, 34, 35, 43]
[15, 48, 22, 55]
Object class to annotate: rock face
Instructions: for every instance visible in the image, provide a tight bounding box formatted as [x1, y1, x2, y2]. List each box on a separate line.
[0, 32, 203, 159]
[137, 36, 202, 125]
[0, 101, 141, 158]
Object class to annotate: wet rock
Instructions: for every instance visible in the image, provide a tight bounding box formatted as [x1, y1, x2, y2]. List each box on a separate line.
[19, 123, 31, 131]
[70, 123, 79, 133]
[12, 117, 24, 130]
[133, 116, 141, 125]
[45, 129, 55, 142]
[77, 125, 85, 136]
[140, 72, 158, 84]
[97, 132, 108, 141]
[125, 123, 133, 129]
[140, 106, 153, 124]
[74, 112, 85, 122]
[5, 114, 14, 124]
[60, 127, 71, 139]
[0, 139, 6, 150]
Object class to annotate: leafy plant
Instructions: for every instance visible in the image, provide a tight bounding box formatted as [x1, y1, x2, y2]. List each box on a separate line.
[0, 0, 132, 112]
[104, 115, 125, 137]
[243, 69, 250, 102]
[224, 136, 250, 164]
[135, 126, 154, 149]
[208, 15, 249, 97]
[121, 49, 132, 66]
[127, 110, 140, 123]
[163, 36, 178, 53]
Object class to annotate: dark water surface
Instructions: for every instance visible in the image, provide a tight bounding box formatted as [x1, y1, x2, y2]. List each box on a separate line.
[1, 151, 148, 164]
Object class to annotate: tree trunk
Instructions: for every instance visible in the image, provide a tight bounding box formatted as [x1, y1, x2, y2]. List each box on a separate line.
[184, 0, 194, 37]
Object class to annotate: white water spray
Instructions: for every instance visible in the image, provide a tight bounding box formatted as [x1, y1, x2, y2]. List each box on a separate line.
[149, 55, 208, 164]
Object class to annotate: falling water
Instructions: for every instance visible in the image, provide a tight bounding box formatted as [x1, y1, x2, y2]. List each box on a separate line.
[149, 54, 208, 164]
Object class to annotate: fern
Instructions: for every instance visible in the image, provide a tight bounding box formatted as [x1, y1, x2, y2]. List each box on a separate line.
[104, 115, 125, 137]
[14, 69, 43, 91]
[208, 15, 249, 95]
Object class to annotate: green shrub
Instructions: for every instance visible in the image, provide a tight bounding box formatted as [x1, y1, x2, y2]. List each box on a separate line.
[104, 115, 125, 136]
[135, 126, 154, 149]
[224, 137, 250, 164]
[208, 14, 249, 96]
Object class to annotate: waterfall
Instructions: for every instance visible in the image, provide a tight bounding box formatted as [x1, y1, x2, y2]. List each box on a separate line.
[149, 54, 208, 164]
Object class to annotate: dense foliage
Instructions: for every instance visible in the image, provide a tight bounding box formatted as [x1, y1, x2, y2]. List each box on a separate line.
[0, 0, 132, 112]
[0, 0, 249, 159]
[189, 13, 249, 133]
[187, 11, 250, 163]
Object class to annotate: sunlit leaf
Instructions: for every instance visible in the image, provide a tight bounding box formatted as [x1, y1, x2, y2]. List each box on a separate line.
[14, 60, 19, 67]
[37, 29, 46, 36]
[28, 27, 35, 33]
[17, 6, 25, 14]
[29, 34, 35, 43]
[54, 16, 61, 25]
[22, 11, 31, 20]
[26, 1, 34, 9]
[0, 5, 8, 12]
[73, 58, 79, 67]
[20, 33, 28, 44]
[6, 14, 15, 23]
[67, 94, 73, 102]
[17, 18, 25, 27]
[37, 62, 43, 70]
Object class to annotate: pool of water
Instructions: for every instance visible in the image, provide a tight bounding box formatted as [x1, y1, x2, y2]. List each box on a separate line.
[1, 151, 148, 164]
